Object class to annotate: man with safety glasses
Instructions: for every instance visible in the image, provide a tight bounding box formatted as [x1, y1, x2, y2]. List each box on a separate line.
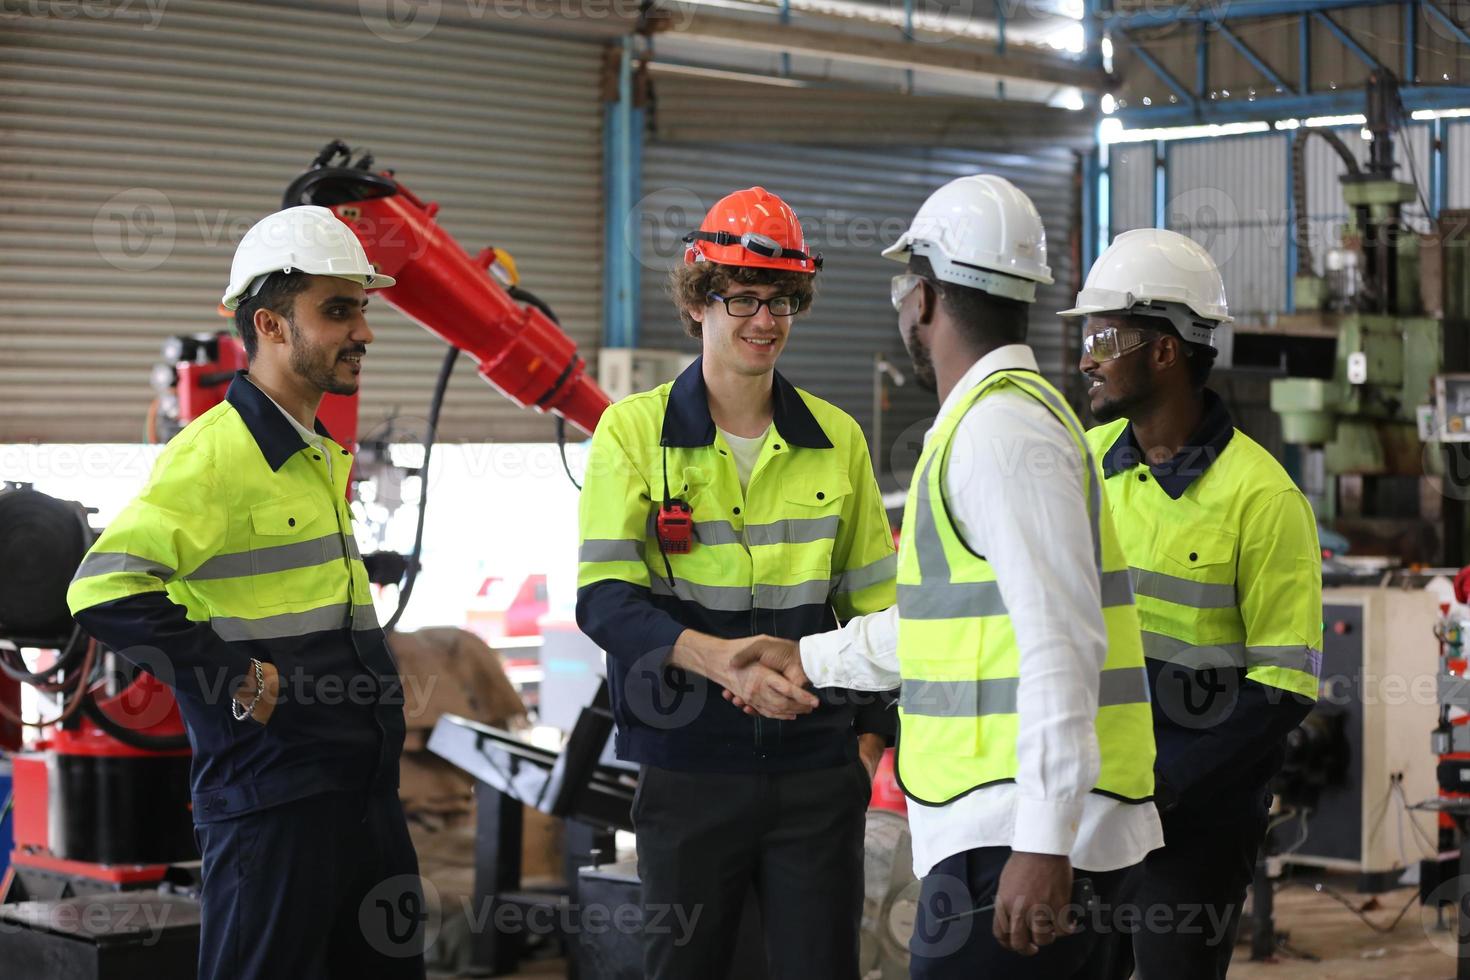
[576, 186, 898, 978]
[731, 175, 1164, 979]
[1069, 228, 1322, 979]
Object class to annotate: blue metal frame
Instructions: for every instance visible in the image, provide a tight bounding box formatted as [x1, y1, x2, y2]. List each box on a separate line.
[602, 35, 643, 349]
[1216, 21, 1292, 93]
[1299, 13, 1310, 95]
[1284, 134, 1297, 311]
[1115, 84, 1470, 125]
[1405, 1, 1418, 82]
[1310, 8, 1383, 70]
[1425, 1, 1470, 47]
[1196, 22, 1209, 102]
[1105, 0, 1389, 31]
[1112, 29, 1195, 108]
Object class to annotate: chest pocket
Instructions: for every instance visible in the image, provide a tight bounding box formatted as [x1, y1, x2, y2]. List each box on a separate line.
[248, 492, 342, 608]
[769, 474, 852, 576]
[1141, 523, 1239, 614]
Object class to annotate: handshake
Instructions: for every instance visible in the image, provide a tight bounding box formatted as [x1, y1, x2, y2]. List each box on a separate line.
[716, 635, 820, 720]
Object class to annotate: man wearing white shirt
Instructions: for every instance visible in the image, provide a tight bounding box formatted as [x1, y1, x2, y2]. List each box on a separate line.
[729, 176, 1163, 978]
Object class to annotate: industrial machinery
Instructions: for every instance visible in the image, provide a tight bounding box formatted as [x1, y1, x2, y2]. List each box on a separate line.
[0, 141, 612, 976]
[1263, 70, 1470, 564]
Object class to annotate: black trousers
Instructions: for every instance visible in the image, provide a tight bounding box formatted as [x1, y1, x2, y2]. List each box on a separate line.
[909, 846, 1136, 980]
[634, 762, 870, 980]
[1118, 809, 1266, 980]
[194, 789, 426, 980]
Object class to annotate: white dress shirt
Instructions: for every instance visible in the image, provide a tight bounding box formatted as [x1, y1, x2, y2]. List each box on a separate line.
[801, 345, 1163, 877]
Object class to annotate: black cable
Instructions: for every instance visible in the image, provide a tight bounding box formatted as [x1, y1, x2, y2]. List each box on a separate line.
[384, 344, 459, 634]
[556, 416, 583, 491]
[0, 626, 88, 685]
[81, 693, 190, 752]
[1310, 882, 1419, 934]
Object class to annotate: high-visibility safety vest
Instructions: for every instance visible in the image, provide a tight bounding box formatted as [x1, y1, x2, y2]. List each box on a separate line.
[576, 358, 897, 769]
[1085, 413, 1323, 701]
[67, 373, 401, 822]
[895, 369, 1156, 806]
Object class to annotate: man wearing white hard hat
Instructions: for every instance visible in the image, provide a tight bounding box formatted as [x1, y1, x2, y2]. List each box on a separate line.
[730, 176, 1163, 978]
[1070, 229, 1321, 979]
[68, 205, 425, 979]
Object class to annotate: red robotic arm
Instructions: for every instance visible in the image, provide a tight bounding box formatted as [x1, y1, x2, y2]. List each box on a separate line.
[283, 141, 610, 437]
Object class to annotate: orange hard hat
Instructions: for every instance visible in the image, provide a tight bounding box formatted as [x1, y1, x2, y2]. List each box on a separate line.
[683, 186, 822, 273]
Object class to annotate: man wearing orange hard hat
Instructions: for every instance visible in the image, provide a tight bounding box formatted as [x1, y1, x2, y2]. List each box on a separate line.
[576, 187, 899, 978]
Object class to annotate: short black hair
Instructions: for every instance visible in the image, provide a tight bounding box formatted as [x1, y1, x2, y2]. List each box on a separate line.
[233, 271, 311, 359]
[1119, 312, 1217, 390]
[908, 255, 1029, 348]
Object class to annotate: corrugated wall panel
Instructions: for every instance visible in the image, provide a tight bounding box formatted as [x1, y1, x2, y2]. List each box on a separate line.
[1166, 134, 1289, 316]
[1451, 123, 1470, 210]
[638, 138, 1078, 490]
[0, 0, 604, 443]
[1109, 143, 1155, 238]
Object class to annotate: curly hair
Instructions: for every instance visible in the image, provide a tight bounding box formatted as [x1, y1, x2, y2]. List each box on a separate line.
[669, 263, 816, 339]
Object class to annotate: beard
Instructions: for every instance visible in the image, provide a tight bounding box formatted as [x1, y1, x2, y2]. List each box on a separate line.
[288, 319, 361, 396]
[905, 331, 937, 394]
[1088, 353, 1152, 424]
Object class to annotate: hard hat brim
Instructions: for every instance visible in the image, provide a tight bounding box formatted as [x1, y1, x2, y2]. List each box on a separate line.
[220, 270, 397, 312]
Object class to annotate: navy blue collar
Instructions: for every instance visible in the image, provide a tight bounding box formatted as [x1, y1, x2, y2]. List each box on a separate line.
[1101, 388, 1234, 500]
[225, 371, 335, 472]
[659, 356, 832, 450]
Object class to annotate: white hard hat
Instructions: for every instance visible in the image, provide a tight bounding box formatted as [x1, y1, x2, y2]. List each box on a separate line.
[882, 174, 1053, 304]
[1059, 228, 1232, 347]
[221, 205, 395, 311]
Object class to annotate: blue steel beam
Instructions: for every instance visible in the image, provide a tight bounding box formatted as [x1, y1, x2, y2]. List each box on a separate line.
[1215, 21, 1293, 92]
[1114, 84, 1470, 126]
[1406, 1, 1417, 82]
[1299, 13, 1310, 94]
[1113, 30, 1196, 107]
[1311, 9, 1383, 70]
[1196, 22, 1208, 101]
[1105, 0, 1391, 31]
[1425, 2, 1470, 47]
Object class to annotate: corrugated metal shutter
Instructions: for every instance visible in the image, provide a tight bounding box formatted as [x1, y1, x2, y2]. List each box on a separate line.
[1, 0, 603, 443]
[638, 82, 1080, 488]
[1166, 133, 1289, 316]
[1450, 122, 1470, 210]
[1109, 143, 1155, 237]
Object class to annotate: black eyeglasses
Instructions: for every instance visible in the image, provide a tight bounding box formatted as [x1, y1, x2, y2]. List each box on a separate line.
[707, 292, 803, 317]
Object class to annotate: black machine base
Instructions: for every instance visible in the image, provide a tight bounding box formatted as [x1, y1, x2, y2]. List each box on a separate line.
[0, 891, 200, 980]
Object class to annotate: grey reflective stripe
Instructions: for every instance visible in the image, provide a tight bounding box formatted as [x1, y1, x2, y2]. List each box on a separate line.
[1100, 569, 1135, 608]
[1129, 567, 1236, 609]
[1004, 375, 1104, 573]
[755, 578, 831, 610]
[694, 521, 741, 546]
[579, 539, 643, 563]
[346, 536, 362, 562]
[745, 516, 840, 547]
[1141, 631, 1247, 669]
[71, 551, 175, 583]
[353, 604, 381, 631]
[650, 576, 753, 612]
[897, 580, 1007, 619]
[1097, 666, 1151, 707]
[832, 552, 897, 595]
[901, 676, 1017, 717]
[211, 603, 351, 642]
[901, 666, 1150, 719]
[190, 534, 345, 581]
[913, 454, 952, 583]
[1246, 644, 1323, 677]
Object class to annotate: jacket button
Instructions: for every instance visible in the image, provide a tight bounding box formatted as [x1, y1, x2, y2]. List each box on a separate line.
[719, 449, 728, 456]
[1189, 552, 1198, 562]
[288, 517, 296, 527]
[340, 449, 349, 456]
[773, 443, 782, 451]
[1138, 473, 1147, 482]
[313, 453, 322, 461]
[733, 507, 741, 515]
[816, 492, 825, 500]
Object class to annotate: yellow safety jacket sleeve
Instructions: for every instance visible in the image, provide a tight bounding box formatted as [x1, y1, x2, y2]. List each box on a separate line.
[1238, 487, 1324, 700]
[828, 437, 898, 624]
[68, 437, 255, 701]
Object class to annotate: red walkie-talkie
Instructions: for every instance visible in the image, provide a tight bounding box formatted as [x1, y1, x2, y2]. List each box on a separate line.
[657, 500, 693, 554]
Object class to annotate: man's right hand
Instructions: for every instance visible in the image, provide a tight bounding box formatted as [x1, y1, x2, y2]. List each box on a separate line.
[669, 631, 818, 720]
[233, 659, 280, 725]
[722, 636, 814, 720]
